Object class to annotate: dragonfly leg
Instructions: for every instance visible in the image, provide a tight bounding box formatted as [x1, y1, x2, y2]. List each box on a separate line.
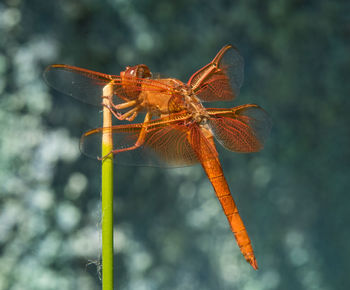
[114, 105, 141, 121]
[99, 112, 152, 160]
[101, 94, 138, 111]
[101, 100, 141, 121]
[112, 100, 137, 110]
[126, 111, 138, 121]
[101, 96, 121, 119]
[101, 103, 123, 120]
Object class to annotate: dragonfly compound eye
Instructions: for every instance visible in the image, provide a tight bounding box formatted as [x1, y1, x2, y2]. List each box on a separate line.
[123, 64, 152, 79]
[136, 64, 152, 79]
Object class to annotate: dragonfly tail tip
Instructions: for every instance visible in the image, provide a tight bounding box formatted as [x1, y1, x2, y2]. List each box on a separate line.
[251, 258, 258, 270]
[247, 257, 258, 270]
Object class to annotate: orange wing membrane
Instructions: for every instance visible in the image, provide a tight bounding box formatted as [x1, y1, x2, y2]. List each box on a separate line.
[44, 45, 271, 270]
[208, 104, 272, 152]
[80, 112, 200, 167]
[188, 45, 244, 102]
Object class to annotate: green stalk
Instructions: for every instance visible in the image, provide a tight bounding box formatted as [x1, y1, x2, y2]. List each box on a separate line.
[101, 84, 114, 290]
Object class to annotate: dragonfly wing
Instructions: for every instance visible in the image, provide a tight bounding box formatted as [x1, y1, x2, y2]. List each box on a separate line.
[208, 104, 272, 152]
[80, 118, 199, 167]
[43, 64, 117, 105]
[44, 64, 178, 107]
[143, 123, 199, 166]
[188, 45, 244, 102]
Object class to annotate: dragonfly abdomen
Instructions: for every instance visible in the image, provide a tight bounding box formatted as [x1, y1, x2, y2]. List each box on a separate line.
[196, 140, 258, 270]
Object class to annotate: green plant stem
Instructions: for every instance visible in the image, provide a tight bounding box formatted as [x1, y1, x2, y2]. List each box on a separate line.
[101, 84, 114, 290]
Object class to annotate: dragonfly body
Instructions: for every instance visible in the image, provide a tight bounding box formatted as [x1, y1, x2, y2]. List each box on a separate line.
[139, 78, 188, 115]
[188, 125, 257, 269]
[118, 66, 209, 123]
[44, 45, 271, 270]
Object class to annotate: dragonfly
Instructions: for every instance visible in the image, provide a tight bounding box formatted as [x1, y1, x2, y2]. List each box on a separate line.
[44, 45, 271, 270]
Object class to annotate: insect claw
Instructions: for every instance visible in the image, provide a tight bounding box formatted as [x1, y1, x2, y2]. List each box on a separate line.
[115, 112, 124, 120]
[126, 111, 138, 121]
[98, 151, 115, 161]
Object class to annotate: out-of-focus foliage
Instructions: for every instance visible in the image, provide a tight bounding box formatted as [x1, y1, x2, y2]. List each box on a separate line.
[0, 0, 349, 289]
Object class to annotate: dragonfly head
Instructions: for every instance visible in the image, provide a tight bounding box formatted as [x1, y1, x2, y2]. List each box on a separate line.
[121, 64, 152, 79]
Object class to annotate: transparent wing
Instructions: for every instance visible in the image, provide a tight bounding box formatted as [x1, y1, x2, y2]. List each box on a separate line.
[187, 45, 244, 102]
[44, 64, 177, 106]
[43, 64, 117, 105]
[80, 117, 199, 167]
[208, 104, 272, 152]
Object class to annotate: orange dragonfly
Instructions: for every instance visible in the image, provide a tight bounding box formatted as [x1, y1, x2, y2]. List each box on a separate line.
[44, 45, 271, 270]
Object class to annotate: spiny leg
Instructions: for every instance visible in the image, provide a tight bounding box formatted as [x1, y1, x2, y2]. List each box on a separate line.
[114, 105, 142, 121]
[100, 94, 137, 110]
[101, 98, 141, 121]
[101, 95, 121, 119]
[99, 112, 152, 160]
[125, 111, 138, 122]
[113, 100, 137, 110]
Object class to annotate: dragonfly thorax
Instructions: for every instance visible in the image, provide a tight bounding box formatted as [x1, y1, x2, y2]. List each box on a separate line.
[170, 82, 209, 123]
[185, 92, 209, 123]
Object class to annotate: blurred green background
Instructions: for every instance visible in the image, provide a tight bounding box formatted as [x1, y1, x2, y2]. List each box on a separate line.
[0, 0, 349, 289]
